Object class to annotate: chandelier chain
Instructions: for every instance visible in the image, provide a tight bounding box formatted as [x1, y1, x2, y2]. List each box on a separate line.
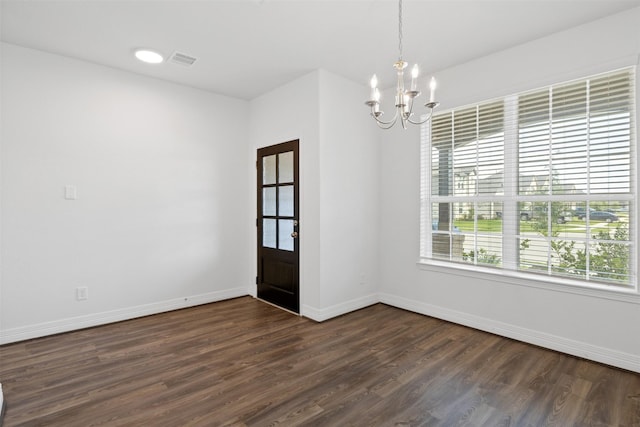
[398, 0, 403, 61]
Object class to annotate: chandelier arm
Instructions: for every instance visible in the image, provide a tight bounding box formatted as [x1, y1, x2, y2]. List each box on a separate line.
[370, 105, 400, 127]
[376, 119, 399, 130]
[373, 111, 399, 129]
[406, 109, 435, 125]
[374, 116, 398, 129]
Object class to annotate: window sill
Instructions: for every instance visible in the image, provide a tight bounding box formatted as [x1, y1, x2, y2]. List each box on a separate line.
[416, 258, 640, 305]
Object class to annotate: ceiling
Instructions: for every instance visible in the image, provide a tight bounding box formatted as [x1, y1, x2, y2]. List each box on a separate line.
[2, 0, 639, 100]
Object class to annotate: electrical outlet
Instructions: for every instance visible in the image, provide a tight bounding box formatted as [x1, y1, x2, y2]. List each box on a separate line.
[76, 287, 88, 301]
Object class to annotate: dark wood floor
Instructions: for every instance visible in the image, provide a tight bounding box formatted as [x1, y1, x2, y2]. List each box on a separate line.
[0, 297, 639, 426]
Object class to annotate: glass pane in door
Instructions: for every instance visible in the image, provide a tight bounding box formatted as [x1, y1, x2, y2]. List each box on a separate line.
[263, 218, 277, 248]
[279, 151, 294, 183]
[263, 155, 277, 185]
[278, 219, 295, 251]
[279, 185, 294, 217]
[262, 187, 276, 216]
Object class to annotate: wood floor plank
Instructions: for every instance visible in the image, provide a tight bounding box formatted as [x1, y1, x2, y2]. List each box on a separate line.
[1, 297, 639, 426]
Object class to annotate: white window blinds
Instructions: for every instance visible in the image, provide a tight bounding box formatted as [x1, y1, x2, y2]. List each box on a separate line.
[422, 68, 636, 288]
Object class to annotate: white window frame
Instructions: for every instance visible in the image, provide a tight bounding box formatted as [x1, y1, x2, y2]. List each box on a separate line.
[420, 67, 638, 296]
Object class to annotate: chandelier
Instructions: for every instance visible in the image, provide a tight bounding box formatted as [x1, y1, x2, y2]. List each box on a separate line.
[365, 0, 439, 130]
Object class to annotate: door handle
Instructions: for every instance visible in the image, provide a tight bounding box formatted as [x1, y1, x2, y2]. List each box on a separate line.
[291, 231, 298, 238]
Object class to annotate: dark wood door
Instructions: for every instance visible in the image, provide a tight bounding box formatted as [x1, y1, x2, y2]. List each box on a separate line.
[257, 140, 299, 313]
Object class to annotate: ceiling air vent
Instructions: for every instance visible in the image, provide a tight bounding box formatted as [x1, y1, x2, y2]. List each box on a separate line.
[169, 51, 197, 67]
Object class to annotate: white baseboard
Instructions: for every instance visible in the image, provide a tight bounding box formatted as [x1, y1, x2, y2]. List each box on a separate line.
[302, 293, 379, 322]
[379, 292, 640, 373]
[3, 288, 637, 373]
[0, 287, 249, 345]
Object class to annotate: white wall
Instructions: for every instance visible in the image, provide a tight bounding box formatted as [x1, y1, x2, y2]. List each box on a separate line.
[249, 69, 379, 320]
[317, 71, 379, 312]
[378, 8, 640, 372]
[0, 45, 380, 342]
[249, 71, 322, 310]
[0, 43, 253, 343]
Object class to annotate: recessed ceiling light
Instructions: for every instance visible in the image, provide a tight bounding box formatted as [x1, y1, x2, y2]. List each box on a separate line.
[134, 49, 164, 64]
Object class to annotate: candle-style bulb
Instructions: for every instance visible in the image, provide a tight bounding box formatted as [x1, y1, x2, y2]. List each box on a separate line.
[369, 74, 379, 101]
[370, 74, 378, 89]
[410, 65, 419, 91]
[429, 77, 437, 102]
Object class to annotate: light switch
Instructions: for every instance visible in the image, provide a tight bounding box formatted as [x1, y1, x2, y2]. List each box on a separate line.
[64, 185, 77, 200]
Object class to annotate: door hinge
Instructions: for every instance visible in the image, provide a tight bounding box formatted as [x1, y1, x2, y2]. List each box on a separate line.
[256, 218, 258, 227]
[255, 276, 258, 285]
[256, 160, 258, 169]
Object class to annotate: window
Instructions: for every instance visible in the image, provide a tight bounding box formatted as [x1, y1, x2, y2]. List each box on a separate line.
[421, 68, 636, 288]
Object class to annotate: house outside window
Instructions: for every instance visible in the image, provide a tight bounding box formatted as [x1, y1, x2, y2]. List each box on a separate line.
[420, 68, 636, 289]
